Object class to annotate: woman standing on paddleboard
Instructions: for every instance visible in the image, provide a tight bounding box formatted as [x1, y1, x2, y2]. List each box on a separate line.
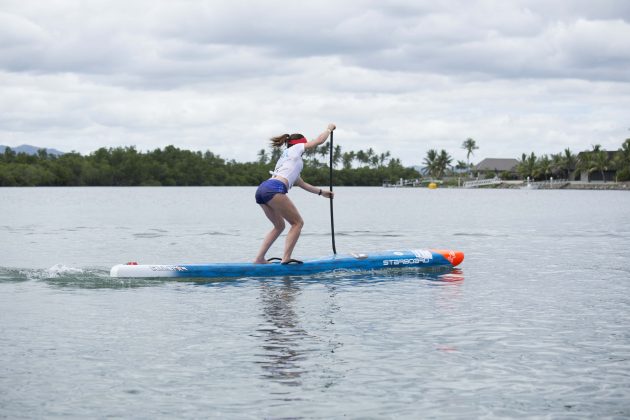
[254, 124, 336, 264]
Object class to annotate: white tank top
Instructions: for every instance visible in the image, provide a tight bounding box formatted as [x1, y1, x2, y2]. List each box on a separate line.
[272, 143, 305, 189]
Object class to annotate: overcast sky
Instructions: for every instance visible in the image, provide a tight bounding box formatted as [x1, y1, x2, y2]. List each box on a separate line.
[1, 0, 629, 165]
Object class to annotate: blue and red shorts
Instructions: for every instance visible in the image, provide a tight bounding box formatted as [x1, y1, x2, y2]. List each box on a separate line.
[255, 179, 288, 204]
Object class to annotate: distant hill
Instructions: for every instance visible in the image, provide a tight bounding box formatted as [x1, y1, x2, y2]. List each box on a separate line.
[0, 144, 65, 156]
[412, 165, 426, 174]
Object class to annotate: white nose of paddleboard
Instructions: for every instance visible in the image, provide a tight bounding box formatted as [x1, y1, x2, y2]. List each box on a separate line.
[110, 263, 180, 278]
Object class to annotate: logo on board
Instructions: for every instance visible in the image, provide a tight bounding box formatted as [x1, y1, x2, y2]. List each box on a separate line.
[150, 265, 188, 272]
[382, 249, 432, 266]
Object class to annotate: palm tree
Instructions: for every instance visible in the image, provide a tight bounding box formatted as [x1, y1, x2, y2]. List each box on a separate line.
[318, 143, 330, 164]
[356, 150, 369, 167]
[423, 149, 452, 179]
[366, 148, 376, 167]
[257, 149, 268, 165]
[342, 151, 355, 169]
[561, 148, 577, 180]
[550, 153, 563, 179]
[613, 139, 630, 181]
[303, 144, 318, 162]
[578, 144, 607, 182]
[436, 149, 453, 179]
[577, 152, 592, 182]
[388, 158, 404, 170]
[613, 139, 630, 165]
[535, 154, 552, 180]
[378, 151, 391, 167]
[332, 145, 342, 169]
[617, 139, 630, 163]
[517, 152, 537, 180]
[455, 160, 468, 172]
[590, 149, 609, 182]
[461, 138, 479, 170]
[423, 149, 439, 178]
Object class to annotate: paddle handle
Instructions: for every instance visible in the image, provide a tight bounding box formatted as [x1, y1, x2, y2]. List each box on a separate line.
[329, 130, 337, 255]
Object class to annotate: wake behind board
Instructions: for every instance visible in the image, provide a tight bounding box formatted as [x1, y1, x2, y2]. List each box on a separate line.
[110, 249, 464, 279]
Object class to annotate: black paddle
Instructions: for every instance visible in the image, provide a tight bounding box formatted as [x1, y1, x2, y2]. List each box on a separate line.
[329, 130, 337, 255]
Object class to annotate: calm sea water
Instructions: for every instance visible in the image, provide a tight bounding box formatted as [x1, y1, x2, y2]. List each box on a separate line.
[1, 187, 629, 418]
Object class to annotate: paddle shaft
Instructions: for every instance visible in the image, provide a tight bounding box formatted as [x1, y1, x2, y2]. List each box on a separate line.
[329, 131, 337, 254]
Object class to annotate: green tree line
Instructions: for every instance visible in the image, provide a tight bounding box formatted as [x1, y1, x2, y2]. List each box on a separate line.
[515, 140, 630, 182]
[0, 145, 420, 187]
[419, 137, 630, 182]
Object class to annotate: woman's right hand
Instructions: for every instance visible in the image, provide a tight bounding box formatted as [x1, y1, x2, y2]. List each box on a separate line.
[322, 190, 334, 199]
[328, 123, 336, 132]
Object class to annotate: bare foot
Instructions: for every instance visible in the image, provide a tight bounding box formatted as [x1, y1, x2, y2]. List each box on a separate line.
[253, 259, 269, 264]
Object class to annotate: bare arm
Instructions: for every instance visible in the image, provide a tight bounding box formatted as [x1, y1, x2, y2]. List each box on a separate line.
[304, 123, 336, 150]
[295, 177, 334, 199]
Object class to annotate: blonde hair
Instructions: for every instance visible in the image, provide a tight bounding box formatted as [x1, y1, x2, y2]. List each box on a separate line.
[270, 133, 305, 148]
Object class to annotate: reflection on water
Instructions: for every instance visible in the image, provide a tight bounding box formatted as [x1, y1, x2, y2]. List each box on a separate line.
[252, 268, 464, 390]
[434, 268, 464, 283]
[255, 278, 309, 387]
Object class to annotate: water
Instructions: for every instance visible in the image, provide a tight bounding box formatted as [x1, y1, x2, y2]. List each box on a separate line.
[1, 187, 629, 418]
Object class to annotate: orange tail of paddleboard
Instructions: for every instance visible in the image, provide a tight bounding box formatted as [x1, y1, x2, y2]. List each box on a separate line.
[431, 250, 464, 267]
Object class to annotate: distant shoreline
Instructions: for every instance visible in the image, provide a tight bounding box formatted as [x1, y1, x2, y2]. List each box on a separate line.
[475, 181, 630, 191]
[383, 179, 630, 190]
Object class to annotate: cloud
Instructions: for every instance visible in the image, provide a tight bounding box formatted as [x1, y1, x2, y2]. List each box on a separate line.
[0, 0, 629, 165]
[2, 0, 629, 84]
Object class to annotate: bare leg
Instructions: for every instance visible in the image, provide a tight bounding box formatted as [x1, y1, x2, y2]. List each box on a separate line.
[265, 194, 304, 263]
[253, 204, 285, 264]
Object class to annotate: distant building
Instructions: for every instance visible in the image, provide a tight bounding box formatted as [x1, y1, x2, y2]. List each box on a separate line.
[474, 158, 519, 177]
